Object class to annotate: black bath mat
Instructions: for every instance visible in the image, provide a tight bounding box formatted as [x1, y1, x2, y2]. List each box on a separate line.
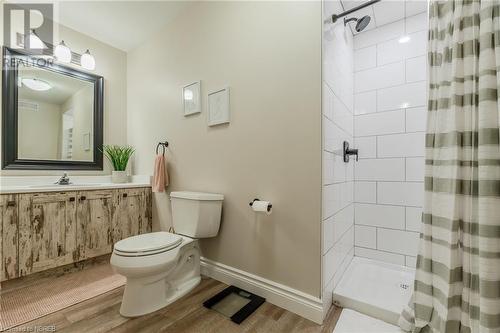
[203, 285, 265, 324]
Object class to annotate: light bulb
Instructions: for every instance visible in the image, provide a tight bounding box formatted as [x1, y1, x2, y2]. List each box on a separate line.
[55, 40, 72, 63]
[80, 49, 95, 70]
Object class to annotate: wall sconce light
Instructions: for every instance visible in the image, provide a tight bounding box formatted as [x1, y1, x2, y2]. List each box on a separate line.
[54, 40, 72, 63]
[80, 49, 96, 70]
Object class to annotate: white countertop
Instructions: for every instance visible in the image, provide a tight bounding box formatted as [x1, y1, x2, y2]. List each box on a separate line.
[0, 175, 151, 194]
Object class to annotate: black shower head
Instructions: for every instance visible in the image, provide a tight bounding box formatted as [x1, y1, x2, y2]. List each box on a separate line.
[355, 15, 371, 32]
[344, 15, 372, 32]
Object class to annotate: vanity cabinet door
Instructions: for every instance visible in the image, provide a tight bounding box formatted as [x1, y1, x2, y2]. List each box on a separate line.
[1, 194, 19, 281]
[77, 190, 114, 260]
[18, 192, 78, 276]
[143, 188, 152, 234]
[112, 188, 152, 243]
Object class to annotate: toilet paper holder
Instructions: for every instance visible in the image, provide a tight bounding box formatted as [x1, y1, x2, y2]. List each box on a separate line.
[249, 199, 272, 212]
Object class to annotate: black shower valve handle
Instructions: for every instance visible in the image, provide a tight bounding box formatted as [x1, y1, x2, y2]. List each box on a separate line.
[351, 148, 359, 161]
[343, 141, 359, 163]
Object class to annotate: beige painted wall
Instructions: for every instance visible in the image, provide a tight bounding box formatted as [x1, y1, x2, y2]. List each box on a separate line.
[61, 85, 94, 161]
[18, 100, 61, 160]
[0, 8, 127, 175]
[127, 1, 322, 297]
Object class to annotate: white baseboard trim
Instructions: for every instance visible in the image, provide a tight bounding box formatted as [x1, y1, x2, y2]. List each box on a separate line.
[200, 257, 324, 324]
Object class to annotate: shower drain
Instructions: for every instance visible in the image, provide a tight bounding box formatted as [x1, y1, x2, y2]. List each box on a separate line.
[400, 283, 410, 290]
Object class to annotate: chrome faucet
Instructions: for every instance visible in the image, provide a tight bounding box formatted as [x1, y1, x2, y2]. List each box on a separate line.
[55, 172, 71, 185]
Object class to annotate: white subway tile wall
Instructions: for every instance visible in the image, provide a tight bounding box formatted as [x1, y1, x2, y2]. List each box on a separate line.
[354, 137, 377, 159]
[322, 0, 355, 304]
[376, 81, 427, 111]
[354, 61, 405, 92]
[376, 132, 425, 158]
[377, 228, 420, 256]
[406, 207, 423, 232]
[354, 182, 377, 203]
[406, 4, 428, 20]
[406, 106, 427, 132]
[405, 255, 418, 268]
[406, 55, 427, 82]
[355, 246, 405, 265]
[353, 13, 428, 266]
[355, 110, 406, 136]
[354, 90, 377, 115]
[354, 20, 405, 50]
[355, 158, 405, 181]
[355, 203, 405, 229]
[406, 12, 428, 33]
[354, 45, 377, 71]
[377, 182, 424, 206]
[376, 31, 426, 65]
[373, 1, 405, 26]
[406, 157, 425, 181]
[354, 225, 377, 249]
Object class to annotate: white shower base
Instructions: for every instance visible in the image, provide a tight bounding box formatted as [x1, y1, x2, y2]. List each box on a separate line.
[334, 309, 402, 333]
[333, 257, 415, 325]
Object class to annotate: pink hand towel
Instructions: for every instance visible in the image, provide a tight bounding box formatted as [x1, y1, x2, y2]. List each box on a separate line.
[152, 154, 169, 192]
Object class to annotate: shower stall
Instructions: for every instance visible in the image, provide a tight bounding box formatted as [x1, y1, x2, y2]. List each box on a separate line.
[321, 0, 428, 325]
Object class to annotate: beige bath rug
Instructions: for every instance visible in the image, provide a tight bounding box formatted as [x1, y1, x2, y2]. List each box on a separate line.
[0, 264, 125, 331]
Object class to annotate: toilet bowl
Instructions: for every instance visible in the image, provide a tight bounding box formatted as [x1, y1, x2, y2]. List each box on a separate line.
[111, 232, 201, 317]
[111, 191, 223, 317]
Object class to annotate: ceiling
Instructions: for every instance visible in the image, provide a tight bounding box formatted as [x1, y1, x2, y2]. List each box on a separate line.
[339, 0, 428, 34]
[55, 1, 191, 51]
[6, 1, 427, 52]
[19, 65, 92, 105]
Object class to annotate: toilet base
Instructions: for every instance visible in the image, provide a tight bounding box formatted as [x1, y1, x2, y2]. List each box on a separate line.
[120, 276, 201, 317]
[118, 241, 201, 317]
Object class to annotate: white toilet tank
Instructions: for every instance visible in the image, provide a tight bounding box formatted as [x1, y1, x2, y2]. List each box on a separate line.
[170, 191, 224, 238]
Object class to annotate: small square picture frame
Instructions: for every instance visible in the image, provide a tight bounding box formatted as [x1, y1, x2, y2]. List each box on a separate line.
[183, 81, 201, 116]
[207, 87, 230, 126]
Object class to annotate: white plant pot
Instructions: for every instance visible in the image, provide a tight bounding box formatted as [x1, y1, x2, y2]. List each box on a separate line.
[112, 171, 129, 183]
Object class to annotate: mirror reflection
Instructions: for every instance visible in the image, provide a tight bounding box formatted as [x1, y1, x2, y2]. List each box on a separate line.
[17, 63, 94, 161]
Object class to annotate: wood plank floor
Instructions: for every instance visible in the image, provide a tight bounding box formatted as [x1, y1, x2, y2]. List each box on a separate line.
[7, 277, 342, 333]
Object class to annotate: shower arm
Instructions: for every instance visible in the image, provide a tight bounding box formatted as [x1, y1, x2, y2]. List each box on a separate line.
[324, 0, 381, 24]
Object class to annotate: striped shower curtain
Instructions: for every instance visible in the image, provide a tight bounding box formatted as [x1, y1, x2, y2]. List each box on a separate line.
[400, 1, 500, 332]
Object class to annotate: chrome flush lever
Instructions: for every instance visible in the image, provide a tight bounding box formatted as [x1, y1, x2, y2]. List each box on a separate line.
[343, 141, 359, 163]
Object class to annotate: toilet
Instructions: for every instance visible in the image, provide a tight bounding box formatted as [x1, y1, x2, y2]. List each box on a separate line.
[110, 191, 224, 317]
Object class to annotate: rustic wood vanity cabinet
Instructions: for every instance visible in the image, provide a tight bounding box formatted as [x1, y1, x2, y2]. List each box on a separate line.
[113, 188, 152, 242]
[0, 187, 152, 282]
[18, 191, 78, 276]
[1, 194, 19, 281]
[77, 190, 114, 261]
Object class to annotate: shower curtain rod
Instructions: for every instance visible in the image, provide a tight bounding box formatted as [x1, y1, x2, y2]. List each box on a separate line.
[324, 0, 381, 24]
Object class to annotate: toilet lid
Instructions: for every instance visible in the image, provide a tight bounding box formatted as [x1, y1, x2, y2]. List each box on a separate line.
[114, 232, 182, 254]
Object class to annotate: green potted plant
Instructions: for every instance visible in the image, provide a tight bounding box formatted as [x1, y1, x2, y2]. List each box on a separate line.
[101, 145, 135, 183]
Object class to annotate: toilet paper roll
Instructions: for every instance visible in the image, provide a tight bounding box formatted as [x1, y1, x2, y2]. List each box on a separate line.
[252, 200, 272, 215]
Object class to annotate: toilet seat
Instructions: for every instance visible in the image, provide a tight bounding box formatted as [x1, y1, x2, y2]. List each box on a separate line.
[114, 232, 182, 257]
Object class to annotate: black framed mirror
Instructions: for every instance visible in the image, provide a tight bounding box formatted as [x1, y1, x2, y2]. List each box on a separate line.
[2, 47, 104, 170]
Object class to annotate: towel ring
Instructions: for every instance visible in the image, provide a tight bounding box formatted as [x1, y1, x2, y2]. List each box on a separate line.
[156, 141, 169, 155]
